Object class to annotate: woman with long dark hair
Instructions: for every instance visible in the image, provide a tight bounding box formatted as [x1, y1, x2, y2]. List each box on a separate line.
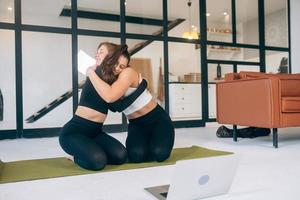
[87, 44, 175, 163]
[59, 42, 127, 171]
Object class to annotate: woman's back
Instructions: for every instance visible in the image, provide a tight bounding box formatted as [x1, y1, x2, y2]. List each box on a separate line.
[121, 68, 157, 119]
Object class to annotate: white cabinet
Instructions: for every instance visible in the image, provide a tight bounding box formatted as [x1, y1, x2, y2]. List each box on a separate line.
[169, 83, 217, 120]
[169, 83, 202, 120]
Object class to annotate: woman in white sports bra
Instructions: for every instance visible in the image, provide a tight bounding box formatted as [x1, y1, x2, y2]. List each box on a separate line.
[86, 44, 175, 163]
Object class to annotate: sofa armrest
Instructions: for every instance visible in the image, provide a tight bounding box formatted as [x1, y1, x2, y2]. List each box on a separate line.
[216, 77, 281, 128]
[224, 73, 240, 81]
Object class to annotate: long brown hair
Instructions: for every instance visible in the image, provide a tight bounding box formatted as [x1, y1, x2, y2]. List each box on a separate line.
[98, 44, 131, 85]
[97, 42, 118, 59]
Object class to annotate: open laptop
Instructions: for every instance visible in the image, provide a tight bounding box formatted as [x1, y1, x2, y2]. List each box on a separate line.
[145, 154, 240, 200]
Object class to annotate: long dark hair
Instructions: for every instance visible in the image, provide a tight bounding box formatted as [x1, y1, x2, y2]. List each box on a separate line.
[97, 42, 118, 57]
[98, 44, 131, 85]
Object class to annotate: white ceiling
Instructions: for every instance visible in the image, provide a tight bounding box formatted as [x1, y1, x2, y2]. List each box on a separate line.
[0, 0, 287, 24]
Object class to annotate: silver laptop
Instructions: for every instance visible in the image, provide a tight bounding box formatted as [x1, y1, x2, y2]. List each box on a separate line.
[145, 154, 240, 200]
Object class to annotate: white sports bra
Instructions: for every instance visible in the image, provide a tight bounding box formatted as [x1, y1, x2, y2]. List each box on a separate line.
[123, 86, 152, 115]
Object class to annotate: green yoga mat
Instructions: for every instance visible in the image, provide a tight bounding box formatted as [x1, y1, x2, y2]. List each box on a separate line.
[0, 146, 232, 184]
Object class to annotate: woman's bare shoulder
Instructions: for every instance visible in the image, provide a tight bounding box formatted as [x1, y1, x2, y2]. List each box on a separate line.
[120, 67, 138, 76]
[118, 68, 139, 86]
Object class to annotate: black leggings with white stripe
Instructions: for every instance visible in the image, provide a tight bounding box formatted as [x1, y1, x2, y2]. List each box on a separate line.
[59, 115, 127, 171]
[126, 105, 175, 163]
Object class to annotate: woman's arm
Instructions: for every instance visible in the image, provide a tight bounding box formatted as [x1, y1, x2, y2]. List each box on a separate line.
[109, 79, 147, 112]
[87, 67, 137, 103]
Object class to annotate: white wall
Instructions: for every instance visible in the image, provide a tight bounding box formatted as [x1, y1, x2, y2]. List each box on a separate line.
[291, 0, 300, 73]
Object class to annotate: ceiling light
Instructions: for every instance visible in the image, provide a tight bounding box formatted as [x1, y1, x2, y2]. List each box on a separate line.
[223, 11, 229, 16]
[182, 0, 199, 40]
[206, 13, 210, 17]
[182, 31, 199, 40]
[8, 6, 13, 11]
[124, 0, 127, 5]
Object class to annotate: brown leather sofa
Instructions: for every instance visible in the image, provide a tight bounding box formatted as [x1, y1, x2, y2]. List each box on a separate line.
[216, 71, 300, 148]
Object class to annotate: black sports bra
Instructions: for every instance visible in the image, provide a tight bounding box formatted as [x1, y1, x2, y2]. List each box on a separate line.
[79, 77, 109, 114]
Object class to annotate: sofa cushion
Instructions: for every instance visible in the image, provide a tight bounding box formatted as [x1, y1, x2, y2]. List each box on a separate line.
[282, 97, 300, 113]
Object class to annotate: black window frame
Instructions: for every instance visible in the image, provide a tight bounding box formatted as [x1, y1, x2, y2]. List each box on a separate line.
[0, 0, 291, 139]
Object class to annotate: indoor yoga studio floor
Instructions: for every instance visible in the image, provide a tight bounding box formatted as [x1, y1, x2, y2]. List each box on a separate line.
[1, 124, 300, 200]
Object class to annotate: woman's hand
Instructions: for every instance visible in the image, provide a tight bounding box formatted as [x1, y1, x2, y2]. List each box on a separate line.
[86, 64, 97, 76]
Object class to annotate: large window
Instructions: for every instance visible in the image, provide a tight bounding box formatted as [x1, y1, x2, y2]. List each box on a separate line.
[207, 46, 259, 62]
[265, 0, 289, 48]
[264, 0, 289, 73]
[207, 0, 232, 43]
[0, 30, 16, 130]
[77, 0, 120, 32]
[236, 0, 259, 45]
[22, 0, 71, 28]
[265, 51, 289, 73]
[169, 42, 201, 121]
[0, 0, 291, 138]
[126, 0, 163, 35]
[22, 32, 72, 129]
[0, 0, 14, 23]
[168, 0, 200, 39]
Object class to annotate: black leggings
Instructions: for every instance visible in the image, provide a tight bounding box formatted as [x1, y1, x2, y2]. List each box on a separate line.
[59, 115, 127, 171]
[126, 105, 175, 163]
